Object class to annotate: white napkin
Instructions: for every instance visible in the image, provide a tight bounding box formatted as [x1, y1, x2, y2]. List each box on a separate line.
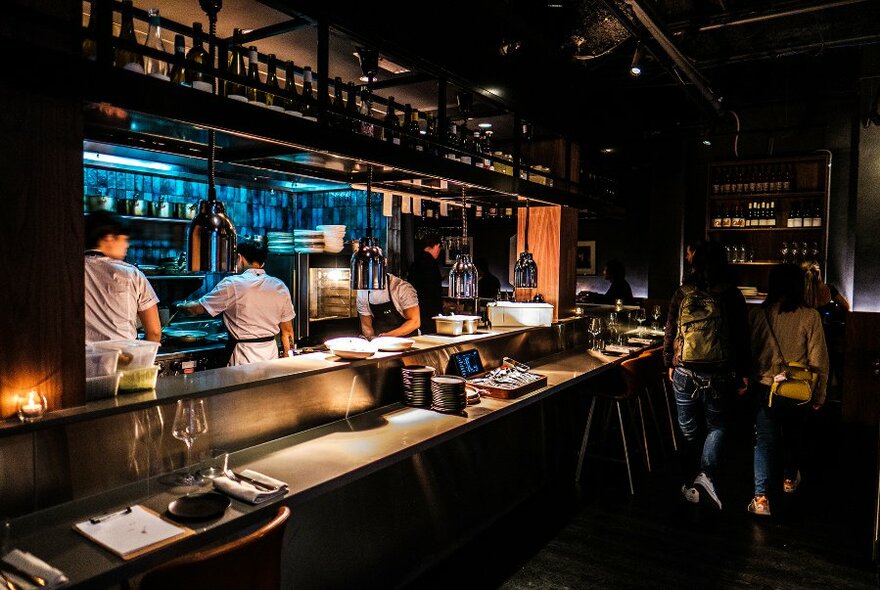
[604, 344, 641, 354]
[212, 469, 288, 504]
[2, 549, 69, 589]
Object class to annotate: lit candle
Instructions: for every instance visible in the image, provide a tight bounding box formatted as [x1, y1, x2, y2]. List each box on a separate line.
[17, 390, 47, 422]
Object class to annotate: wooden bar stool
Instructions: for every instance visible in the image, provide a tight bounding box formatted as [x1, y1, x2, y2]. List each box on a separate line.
[139, 505, 290, 590]
[575, 355, 653, 494]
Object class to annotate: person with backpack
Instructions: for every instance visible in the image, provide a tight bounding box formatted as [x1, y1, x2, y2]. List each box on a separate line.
[746, 264, 829, 517]
[663, 239, 750, 509]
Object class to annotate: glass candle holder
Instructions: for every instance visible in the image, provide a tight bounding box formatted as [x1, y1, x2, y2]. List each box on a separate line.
[16, 390, 47, 423]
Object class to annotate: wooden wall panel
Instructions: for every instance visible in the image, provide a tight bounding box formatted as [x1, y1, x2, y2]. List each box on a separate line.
[0, 2, 84, 414]
[842, 311, 880, 425]
[516, 205, 578, 320]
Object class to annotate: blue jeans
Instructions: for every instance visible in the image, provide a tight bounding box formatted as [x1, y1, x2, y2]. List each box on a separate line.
[753, 384, 808, 496]
[672, 366, 732, 480]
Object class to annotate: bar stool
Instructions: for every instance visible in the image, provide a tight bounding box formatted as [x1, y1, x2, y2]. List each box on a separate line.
[139, 505, 290, 590]
[639, 346, 679, 454]
[575, 355, 653, 495]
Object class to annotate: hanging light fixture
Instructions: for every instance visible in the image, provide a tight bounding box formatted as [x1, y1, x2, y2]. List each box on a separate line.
[188, 0, 236, 273]
[350, 164, 386, 290]
[630, 44, 644, 77]
[514, 198, 538, 288]
[448, 187, 478, 299]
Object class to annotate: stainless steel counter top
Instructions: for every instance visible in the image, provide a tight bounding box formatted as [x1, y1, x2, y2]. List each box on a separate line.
[6, 343, 633, 589]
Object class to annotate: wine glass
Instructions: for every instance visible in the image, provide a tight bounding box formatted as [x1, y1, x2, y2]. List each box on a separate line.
[607, 312, 620, 344]
[634, 308, 647, 336]
[172, 399, 208, 486]
[779, 241, 789, 263]
[588, 317, 603, 350]
[651, 305, 661, 330]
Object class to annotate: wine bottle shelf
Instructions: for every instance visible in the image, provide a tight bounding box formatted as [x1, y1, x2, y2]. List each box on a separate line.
[709, 191, 825, 199]
[708, 226, 823, 232]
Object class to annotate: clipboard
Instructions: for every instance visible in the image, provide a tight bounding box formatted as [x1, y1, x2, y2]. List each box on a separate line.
[74, 505, 194, 560]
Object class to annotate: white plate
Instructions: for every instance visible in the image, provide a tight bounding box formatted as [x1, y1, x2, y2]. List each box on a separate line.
[371, 337, 415, 352]
[325, 337, 377, 359]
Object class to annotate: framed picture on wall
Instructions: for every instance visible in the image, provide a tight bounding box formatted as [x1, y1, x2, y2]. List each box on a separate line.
[576, 240, 596, 276]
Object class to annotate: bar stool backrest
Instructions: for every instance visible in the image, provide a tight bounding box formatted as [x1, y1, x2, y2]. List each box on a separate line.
[140, 505, 291, 590]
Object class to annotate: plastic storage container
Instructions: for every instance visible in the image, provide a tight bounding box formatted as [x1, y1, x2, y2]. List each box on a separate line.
[85, 373, 121, 400]
[86, 347, 120, 378]
[92, 339, 160, 370]
[487, 302, 553, 327]
[118, 365, 160, 391]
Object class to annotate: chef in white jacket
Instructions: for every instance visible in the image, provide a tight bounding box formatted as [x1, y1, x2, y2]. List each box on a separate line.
[180, 240, 295, 366]
[84, 211, 161, 344]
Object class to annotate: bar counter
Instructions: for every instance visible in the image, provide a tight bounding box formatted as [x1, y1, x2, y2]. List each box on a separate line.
[4, 320, 651, 588]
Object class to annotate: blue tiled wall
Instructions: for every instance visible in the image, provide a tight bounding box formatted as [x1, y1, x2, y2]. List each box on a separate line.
[84, 166, 387, 265]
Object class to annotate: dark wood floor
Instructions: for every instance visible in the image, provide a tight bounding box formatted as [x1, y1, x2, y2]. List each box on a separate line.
[405, 399, 879, 589]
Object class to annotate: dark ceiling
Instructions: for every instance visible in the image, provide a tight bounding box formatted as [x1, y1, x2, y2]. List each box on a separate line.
[276, 0, 880, 145]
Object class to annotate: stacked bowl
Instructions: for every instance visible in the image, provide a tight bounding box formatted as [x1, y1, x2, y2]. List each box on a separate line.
[293, 229, 324, 253]
[316, 225, 346, 253]
[267, 232, 295, 253]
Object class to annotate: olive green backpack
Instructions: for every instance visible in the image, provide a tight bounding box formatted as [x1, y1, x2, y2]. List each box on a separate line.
[675, 283, 731, 371]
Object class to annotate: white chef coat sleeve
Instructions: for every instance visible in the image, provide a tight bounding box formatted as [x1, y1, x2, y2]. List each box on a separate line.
[279, 286, 295, 322]
[395, 278, 419, 312]
[356, 290, 372, 316]
[134, 270, 160, 311]
[198, 278, 236, 317]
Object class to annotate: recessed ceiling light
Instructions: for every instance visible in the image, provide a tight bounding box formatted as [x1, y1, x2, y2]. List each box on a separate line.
[601, 147, 615, 154]
[478, 122, 493, 129]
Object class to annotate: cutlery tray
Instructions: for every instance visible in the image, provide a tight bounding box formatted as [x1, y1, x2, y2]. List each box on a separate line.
[466, 371, 547, 399]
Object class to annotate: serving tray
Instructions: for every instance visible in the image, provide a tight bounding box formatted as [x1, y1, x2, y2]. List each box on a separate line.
[466, 370, 548, 399]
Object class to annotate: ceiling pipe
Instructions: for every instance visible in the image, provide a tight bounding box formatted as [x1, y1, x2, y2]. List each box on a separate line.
[693, 0, 869, 32]
[625, 0, 725, 115]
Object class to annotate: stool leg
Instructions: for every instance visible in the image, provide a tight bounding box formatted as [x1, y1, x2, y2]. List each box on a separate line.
[636, 396, 652, 473]
[576, 396, 598, 483]
[661, 377, 679, 451]
[616, 400, 635, 495]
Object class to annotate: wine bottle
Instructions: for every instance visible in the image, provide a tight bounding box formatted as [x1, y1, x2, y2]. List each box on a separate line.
[383, 97, 400, 145]
[782, 164, 793, 191]
[345, 82, 360, 132]
[404, 104, 422, 151]
[768, 200, 776, 227]
[791, 201, 803, 228]
[811, 201, 822, 227]
[282, 61, 301, 116]
[445, 120, 460, 158]
[473, 130, 484, 168]
[711, 203, 722, 228]
[144, 9, 168, 80]
[358, 86, 375, 137]
[711, 169, 721, 194]
[225, 29, 247, 101]
[265, 54, 282, 110]
[299, 66, 317, 121]
[185, 22, 211, 92]
[116, 0, 144, 74]
[82, 0, 99, 61]
[721, 204, 732, 228]
[733, 203, 744, 228]
[168, 34, 188, 86]
[331, 77, 346, 112]
[246, 46, 265, 104]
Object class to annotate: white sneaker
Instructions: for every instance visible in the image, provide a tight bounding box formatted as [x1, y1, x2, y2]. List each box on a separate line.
[680, 484, 699, 503]
[693, 472, 722, 510]
[783, 470, 802, 493]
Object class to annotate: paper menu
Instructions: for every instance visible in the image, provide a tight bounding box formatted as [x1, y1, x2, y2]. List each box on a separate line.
[74, 505, 192, 560]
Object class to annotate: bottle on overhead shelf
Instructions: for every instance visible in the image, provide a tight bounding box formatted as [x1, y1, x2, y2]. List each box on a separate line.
[144, 9, 169, 80]
[225, 29, 247, 101]
[332, 76, 346, 113]
[345, 81, 360, 129]
[246, 46, 265, 104]
[169, 34, 187, 85]
[711, 203, 722, 228]
[791, 201, 803, 227]
[265, 54, 281, 110]
[711, 169, 721, 194]
[282, 61, 301, 116]
[185, 22, 211, 92]
[445, 120, 460, 159]
[116, 0, 144, 74]
[811, 201, 822, 227]
[358, 86, 375, 137]
[383, 97, 400, 145]
[782, 164, 793, 191]
[299, 66, 317, 120]
[404, 104, 423, 151]
[82, 0, 99, 61]
[721, 203, 732, 228]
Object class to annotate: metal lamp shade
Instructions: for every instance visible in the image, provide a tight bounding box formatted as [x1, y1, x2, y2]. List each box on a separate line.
[187, 199, 237, 272]
[449, 253, 478, 299]
[514, 251, 538, 288]
[350, 236, 386, 290]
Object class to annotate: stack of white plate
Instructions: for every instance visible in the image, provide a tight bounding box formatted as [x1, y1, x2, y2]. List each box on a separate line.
[316, 225, 346, 253]
[430, 375, 467, 414]
[293, 229, 324, 254]
[402, 365, 435, 408]
[267, 232, 295, 253]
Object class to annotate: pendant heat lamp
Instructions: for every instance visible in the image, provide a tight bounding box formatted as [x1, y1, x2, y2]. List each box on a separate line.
[188, 0, 236, 273]
[350, 164, 386, 290]
[448, 187, 478, 299]
[514, 198, 538, 288]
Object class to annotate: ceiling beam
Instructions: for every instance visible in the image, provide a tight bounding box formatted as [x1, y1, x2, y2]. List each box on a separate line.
[238, 18, 312, 44]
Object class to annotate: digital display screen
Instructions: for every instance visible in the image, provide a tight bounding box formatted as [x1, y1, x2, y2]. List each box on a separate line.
[451, 349, 483, 378]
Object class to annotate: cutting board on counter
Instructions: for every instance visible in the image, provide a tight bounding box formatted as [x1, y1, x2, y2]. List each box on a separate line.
[467, 371, 548, 399]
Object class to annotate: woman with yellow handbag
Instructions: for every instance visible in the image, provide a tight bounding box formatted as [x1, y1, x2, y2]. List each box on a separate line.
[747, 264, 829, 517]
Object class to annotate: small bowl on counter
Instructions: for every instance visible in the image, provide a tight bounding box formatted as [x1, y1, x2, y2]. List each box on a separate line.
[371, 336, 415, 352]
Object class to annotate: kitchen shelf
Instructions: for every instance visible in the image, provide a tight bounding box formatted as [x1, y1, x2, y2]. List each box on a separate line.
[119, 215, 192, 224]
[708, 191, 825, 200]
[730, 261, 781, 266]
[708, 226, 824, 232]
